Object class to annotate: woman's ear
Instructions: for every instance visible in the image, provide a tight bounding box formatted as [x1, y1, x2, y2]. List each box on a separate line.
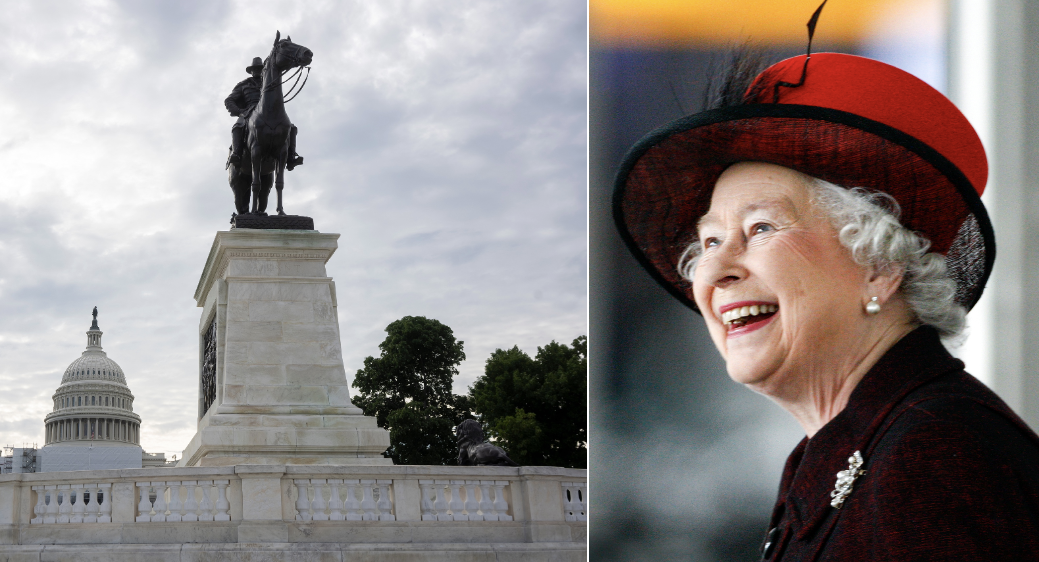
[865, 265, 904, 306]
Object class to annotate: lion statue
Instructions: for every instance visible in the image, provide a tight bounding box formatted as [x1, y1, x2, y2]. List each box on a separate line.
[456, 419, 519, 467]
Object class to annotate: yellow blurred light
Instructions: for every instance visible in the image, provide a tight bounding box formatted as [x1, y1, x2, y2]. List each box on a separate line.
[591, 0, 915, 46]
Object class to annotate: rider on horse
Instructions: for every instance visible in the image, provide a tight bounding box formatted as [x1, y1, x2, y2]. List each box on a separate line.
[225, 57, 304, 171]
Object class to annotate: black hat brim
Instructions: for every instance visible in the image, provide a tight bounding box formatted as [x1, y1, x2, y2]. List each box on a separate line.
[612, 103, 995, 314]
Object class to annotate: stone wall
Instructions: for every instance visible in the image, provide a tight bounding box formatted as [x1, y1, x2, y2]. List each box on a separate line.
[0, 464, 586, 560]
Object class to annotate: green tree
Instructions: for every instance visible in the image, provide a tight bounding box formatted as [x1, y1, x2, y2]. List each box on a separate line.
[352, 316, 469, 464]
[469, 336, 587, 468]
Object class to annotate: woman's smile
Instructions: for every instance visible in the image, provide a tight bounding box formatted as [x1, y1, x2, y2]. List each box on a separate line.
[719, 301, 779, 336]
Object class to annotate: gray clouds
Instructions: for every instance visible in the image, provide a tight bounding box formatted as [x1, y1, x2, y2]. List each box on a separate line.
[0, 0, 587, 458]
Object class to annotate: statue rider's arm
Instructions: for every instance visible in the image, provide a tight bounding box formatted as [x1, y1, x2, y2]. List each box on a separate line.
[224, 82, 245, 117]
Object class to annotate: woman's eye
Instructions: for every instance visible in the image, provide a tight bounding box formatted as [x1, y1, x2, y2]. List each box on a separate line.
[750, 223, 773, 235]
[703, 237, 720, 248]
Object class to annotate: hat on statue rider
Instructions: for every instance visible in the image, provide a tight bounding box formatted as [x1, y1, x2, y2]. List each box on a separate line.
[246, 57, 263, 73]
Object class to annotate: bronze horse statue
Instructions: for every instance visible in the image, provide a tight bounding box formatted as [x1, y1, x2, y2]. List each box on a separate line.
[228, 32, 312, 216]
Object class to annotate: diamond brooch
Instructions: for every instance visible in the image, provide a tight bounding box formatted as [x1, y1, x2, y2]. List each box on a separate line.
[830, 450, 866, 509]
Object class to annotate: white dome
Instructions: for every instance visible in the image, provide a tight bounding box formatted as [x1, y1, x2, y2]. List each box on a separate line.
[43, 310, 141, 449]
[61, 353, 126, 384]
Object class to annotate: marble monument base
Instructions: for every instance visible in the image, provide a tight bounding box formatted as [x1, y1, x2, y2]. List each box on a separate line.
[179, 229, 391, 467]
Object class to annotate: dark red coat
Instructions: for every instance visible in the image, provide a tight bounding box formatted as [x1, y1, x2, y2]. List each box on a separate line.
[763, 327, 1039, 561]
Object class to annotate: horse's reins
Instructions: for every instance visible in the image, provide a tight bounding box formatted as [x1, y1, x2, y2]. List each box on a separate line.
[261, 40, 310, 103]
[284, 68, 309, 103]
[282, 66, 304, 85]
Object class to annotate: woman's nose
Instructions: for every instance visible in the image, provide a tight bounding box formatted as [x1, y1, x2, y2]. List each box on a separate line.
[698, 237, 746, 289]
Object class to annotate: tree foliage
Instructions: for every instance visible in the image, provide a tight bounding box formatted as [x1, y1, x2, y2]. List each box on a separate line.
[384, 402, 458, 465]
[469, 336, 587, 468]
[352, 316, 469, 465]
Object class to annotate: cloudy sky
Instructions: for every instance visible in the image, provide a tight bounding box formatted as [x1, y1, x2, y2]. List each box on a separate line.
[0, 0, 587, 460]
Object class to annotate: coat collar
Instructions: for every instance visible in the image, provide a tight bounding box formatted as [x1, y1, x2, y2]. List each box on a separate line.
[776, 326, 963, 539]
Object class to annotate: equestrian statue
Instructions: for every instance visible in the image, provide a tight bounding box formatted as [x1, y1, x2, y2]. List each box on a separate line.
[225, 31, 312, 217]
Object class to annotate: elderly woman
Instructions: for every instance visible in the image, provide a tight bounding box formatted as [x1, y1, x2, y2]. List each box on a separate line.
[613, 51, 1039, 559]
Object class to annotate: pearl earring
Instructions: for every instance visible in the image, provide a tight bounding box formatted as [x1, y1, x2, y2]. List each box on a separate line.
[865, 297, 881, 315]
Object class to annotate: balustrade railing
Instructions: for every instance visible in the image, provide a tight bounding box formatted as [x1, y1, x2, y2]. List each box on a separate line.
[5, 465, 584, 539]
[561, 481, 587, 521]
[289, 478, 394, 521]
[30, 483, 112, 524]
[419, 479, 512, 521]
[135, 480, 231, 522]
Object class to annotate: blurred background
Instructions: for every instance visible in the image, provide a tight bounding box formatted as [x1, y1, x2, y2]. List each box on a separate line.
[590, 0, 1039, 559]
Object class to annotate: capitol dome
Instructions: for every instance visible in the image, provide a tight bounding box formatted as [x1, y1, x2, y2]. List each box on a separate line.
[60, 349, 127, 385]
[42, 309, 142, 450]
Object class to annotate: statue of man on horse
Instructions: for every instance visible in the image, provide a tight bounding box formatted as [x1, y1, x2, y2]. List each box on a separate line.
[225, 58, 303, 172]
[225, 32, 312, 217]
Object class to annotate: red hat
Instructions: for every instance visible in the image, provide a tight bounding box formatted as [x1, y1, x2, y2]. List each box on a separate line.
[612, 52, 993, 312]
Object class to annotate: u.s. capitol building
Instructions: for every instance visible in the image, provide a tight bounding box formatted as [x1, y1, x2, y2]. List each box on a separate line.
[28, 311, 166, 472]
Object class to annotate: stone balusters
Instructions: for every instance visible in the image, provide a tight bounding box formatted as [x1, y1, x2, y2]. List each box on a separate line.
[419, 480, 513, 521]
[42, 487, 67, 524]
[214, 479, 231, 521]
[20, 468, 581, 534]
[561, 481, 587, 522]
[135, 480, 231, 522]
[375, 481, 393, 521]
[342, 480, 362, 520]
[327, 479, 344, 521]
[197, 481, 213, 522]
[151, 482, 169, 522]
[182, 482, 199, 521]
[291, 479, 395, 522]
[32, 486, 57, 524]
[57, 487, 72, 523]
[310, 481, 329, 521]
[166, 482, 183, 522]
[30, 487, 45, 524]
[30, 483, 111, 524]
[98, 483, 113, 523]
[70, 485, 86, 523]
[293, 480, 310, 521]
[136, 483, 152, 522]
[359, 480, 378, 520]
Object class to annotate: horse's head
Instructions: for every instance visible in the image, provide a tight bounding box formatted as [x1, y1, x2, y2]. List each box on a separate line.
[270, 30, 313, 73]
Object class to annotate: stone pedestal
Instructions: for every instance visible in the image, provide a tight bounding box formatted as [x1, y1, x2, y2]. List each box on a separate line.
[179, 229, 391, 467]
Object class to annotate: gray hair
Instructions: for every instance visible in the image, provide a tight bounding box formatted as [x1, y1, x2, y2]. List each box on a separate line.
[678, 177, 966, 337]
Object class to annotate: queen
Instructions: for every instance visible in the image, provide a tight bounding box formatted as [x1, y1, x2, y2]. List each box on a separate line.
[613, 44, 1039, 562]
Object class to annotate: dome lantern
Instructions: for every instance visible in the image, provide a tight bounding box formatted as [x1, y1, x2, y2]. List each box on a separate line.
[86, 305, 102, 350]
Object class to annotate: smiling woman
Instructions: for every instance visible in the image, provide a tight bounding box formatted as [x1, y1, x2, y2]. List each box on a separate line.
[683, 163, 917, 436]
[612, 47, 1039, 562]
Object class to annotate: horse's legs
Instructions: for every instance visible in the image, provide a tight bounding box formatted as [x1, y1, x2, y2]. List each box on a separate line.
[250, 173, 269, 216]
[275, 176, 285, 216]
[249, 141, 263, 214]
[275, 148, 287, 216]
[232, 168, 250, 214]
